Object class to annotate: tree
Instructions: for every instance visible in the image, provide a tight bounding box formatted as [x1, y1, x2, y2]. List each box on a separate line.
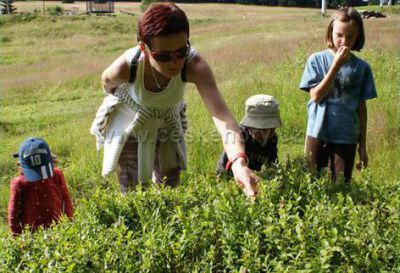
[140, 0, 158, 12]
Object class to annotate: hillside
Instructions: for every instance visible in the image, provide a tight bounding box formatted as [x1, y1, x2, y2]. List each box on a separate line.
[0, 3, 399, 271]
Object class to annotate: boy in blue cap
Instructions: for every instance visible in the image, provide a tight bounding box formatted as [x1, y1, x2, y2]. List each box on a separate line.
[8, 137, 73, 236]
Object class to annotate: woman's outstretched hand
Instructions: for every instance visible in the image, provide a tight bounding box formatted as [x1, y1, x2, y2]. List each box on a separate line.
[231, 158, 259, 197]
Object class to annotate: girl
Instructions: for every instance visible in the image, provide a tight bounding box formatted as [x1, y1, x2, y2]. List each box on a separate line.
[91, 3, 258, 196]
[299, 7, 377, 182]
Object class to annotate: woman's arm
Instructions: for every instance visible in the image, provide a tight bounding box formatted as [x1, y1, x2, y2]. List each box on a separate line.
[101, 51, 131, 94]
[56, 169, 74, 219]
[187, 54, 258, 197]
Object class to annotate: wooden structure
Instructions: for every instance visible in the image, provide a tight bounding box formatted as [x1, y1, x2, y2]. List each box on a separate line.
[1, 0, 17, 14]
[86, 0, 114, 14]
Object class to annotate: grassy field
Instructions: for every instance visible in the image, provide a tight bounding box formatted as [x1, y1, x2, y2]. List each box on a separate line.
[0, 2, 399, 271]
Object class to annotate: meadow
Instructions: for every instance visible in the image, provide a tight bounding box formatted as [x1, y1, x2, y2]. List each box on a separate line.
[0, 2, 399, 271]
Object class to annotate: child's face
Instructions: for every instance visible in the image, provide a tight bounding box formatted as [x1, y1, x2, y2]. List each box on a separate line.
[248, 128, 275, 145]
[332, 20, 358, 51]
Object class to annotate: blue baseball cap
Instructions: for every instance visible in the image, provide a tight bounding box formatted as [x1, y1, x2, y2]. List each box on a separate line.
[18, 137, 54, 182]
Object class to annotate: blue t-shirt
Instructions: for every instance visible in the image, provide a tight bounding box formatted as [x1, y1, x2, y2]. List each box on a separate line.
[299, 50, 377, 144]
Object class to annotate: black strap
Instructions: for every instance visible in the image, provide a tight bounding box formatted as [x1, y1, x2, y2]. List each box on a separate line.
[181, 58, 188, 83]
[128, 49, 142, 83]
[128, 49, 188, 84]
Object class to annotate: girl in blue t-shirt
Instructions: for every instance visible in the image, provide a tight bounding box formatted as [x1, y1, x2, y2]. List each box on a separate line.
[299, 7, 377, 182]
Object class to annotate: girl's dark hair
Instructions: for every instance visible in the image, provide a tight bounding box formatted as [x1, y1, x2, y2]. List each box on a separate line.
[138, 3, 189, 47]
[325, 7, 365, 51]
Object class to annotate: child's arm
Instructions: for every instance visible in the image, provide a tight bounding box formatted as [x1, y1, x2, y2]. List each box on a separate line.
[357, 100, 368, 169]
[57, 169, 74, 218]
[8, 178, 23, 236]
[269, 142, 278, 165]
[310, 47, 351, 103]
[216, 151, 230, 175]
[264, 134, 278, 166]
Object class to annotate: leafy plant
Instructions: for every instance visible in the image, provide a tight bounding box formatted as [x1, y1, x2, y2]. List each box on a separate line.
[46, 6, 63, 16]
[1, 161, 399, 272]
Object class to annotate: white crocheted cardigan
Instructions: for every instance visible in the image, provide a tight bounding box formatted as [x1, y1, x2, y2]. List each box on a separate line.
[90, 83, 187, 184]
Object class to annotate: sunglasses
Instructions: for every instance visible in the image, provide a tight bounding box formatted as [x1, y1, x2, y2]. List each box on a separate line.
[145, 41, 190, 62]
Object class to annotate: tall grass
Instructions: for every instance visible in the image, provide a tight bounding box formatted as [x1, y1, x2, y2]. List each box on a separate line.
[0, 3, 399, 270]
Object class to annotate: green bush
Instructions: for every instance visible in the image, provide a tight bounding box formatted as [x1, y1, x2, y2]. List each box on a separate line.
[1, 160, 399, 272]
[46, 6, 63, 16]
[140, 0, 158, 12]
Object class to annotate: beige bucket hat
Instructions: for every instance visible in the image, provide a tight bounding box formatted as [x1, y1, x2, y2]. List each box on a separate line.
[240, 94, 282, 129]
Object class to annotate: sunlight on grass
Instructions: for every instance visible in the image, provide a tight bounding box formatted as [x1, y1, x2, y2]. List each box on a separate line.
[0, 4, 399, 269]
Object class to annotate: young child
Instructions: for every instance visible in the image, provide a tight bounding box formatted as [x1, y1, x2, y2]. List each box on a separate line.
[217, 94, 282, 176]
[8, 137, 73, 236]
[299, 8, 377, 182]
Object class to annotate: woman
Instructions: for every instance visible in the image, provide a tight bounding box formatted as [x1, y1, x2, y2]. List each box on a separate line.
[91, 3, 258, 196]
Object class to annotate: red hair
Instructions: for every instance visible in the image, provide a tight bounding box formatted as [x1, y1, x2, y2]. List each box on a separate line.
[138, 3, 190, 47]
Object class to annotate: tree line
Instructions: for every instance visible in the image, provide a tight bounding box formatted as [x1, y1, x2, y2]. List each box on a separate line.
[161, 0, 370, 8]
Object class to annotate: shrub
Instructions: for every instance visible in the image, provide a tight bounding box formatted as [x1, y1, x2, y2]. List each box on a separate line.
[1, 160, 399, 272]
[46, 6, 63, 16]
[140, 0, 158, 12]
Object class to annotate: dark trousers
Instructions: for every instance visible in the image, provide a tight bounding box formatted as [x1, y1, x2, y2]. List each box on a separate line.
[305, 136, 357, 182]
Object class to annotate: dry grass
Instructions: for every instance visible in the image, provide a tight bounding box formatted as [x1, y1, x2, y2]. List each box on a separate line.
[4, 3, 398, 93]
[365, 20, 400, 49]
[1, 51, 106, 91]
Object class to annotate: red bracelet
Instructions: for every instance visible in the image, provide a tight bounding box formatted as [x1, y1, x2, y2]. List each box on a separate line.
[225, 152, 248, 171]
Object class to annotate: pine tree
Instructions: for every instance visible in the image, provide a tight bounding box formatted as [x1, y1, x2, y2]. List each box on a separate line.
[1, 0, 17, 14]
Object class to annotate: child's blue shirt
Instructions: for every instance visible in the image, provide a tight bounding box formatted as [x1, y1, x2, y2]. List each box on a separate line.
[299, 49, 377, 144]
